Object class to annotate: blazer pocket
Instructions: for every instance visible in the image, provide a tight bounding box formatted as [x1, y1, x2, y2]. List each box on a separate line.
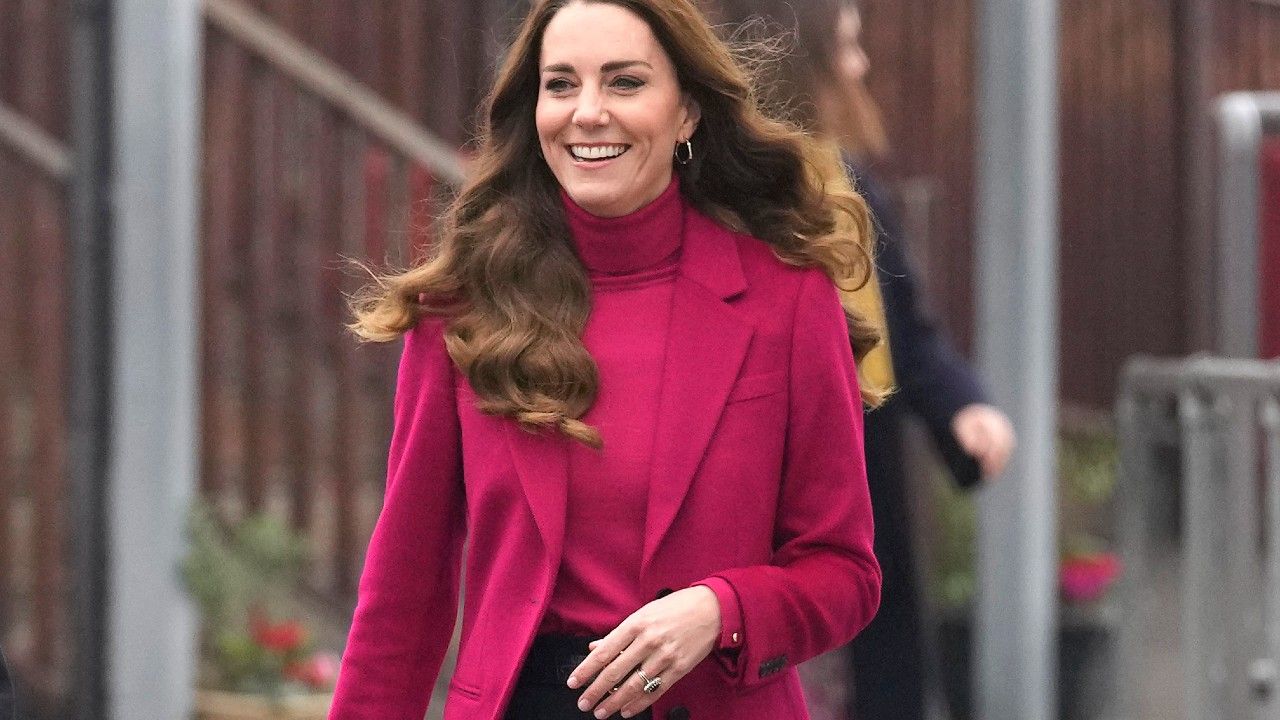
[447, 675, 482, 700]
[726, 371, 786, 403]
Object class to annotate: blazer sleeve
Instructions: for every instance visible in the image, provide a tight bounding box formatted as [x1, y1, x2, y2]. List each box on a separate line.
[706, 269, 882, 687]
[329, 319, 465, 720]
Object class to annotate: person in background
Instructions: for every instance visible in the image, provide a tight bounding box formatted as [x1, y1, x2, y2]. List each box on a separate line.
[329, 1, 887, 718]
[716, 1, 1017, 718]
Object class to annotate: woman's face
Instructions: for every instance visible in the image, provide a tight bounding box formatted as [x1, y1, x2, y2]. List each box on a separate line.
[535, 1, 700, 218]
[833, 7, 870, 86]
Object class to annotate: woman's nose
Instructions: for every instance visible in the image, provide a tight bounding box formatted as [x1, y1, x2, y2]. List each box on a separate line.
[572, 88, 609, 128]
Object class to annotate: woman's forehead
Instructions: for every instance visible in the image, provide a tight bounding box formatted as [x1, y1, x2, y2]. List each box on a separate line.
[540, 3, 668, 70]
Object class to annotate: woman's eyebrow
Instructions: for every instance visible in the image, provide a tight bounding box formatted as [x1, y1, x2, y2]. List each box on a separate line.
[541, 60, 654, 73]
[601, 60, 653, 72]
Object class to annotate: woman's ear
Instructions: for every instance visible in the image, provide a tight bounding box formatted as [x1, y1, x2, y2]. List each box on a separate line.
[680, 94, 702, 139]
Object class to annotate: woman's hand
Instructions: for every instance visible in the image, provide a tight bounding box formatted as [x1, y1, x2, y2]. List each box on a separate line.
[951, 403, 1016, 479]
[568, 586, 720, 719]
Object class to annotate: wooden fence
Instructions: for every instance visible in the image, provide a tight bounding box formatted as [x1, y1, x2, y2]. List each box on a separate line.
[1, 1, 74, 711]
[0, 110, 72, 714]
[1, 0, 476, 713]
[857, 0, 1280, 406]
[197, 0, 474, 616]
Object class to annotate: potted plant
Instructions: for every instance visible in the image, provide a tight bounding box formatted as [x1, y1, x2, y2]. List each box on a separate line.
[932, 422, 1122, 720]
[182, 503, 338, 720]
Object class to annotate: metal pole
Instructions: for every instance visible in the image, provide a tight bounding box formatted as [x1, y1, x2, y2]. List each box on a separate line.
[1180, 390, 1229, 719]
[1176, 0, 1215, 352]
[108, 1, 203, 717]
[1213, 93, 1280, 358]
[973, 0, 1060, 717]
[68, 0, 114, 718]
[1114, 390, 1155, 720]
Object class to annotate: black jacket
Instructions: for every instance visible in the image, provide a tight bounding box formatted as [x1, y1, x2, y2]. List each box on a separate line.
[847, 162, 989, 719]
[856, 163, 987, 489]
[0, 648, 15, 719]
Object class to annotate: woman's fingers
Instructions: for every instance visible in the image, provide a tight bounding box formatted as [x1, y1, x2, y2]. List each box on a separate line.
[570, 587, 719, 716]
[568, 636, 622, 690]
[571, 625, 647, 712]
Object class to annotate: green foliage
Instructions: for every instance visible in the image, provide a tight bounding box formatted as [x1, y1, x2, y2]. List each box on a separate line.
[182, 503, 306, 627]
[929, 424, 1119, 610]
[1058, 426, 1117, 507]
[931, 478, 977, 609]
[181, 502, 314, 694]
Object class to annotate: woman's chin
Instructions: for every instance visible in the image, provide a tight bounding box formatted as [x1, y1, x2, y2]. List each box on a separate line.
[561, 184, 637, 218]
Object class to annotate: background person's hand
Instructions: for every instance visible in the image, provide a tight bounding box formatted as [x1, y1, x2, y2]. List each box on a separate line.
[568, 586, 720, 719]
[951, 403, 1016, 479]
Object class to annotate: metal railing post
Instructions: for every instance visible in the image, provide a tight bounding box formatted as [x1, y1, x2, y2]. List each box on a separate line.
[1117, 358, 1280, 720]
[1115, 390, 1161, 720]
[973, 0, 1061, 716]
[68, 0, 114, 717]
[1261, 398, 1280, 713]
[107, 0, 203, 717]
[1213, 92, 1280, 357]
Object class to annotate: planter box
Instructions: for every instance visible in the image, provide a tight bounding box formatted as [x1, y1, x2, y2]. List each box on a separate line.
[194, 690, 332, 720]
[937, 606, 1117, 720]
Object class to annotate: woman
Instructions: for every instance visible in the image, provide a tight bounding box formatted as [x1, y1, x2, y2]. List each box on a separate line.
[717, 2, 1017, 718]
[330, 1, 884, 719]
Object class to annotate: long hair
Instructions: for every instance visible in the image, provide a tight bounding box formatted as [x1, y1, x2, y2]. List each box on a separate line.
[349, 0, 884, 447]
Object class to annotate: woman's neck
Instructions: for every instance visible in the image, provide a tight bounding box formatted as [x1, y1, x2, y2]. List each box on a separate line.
[560, 176, 684, 275]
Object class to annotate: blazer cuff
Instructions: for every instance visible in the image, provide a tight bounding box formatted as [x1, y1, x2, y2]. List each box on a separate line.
[693, 577, 744, 652]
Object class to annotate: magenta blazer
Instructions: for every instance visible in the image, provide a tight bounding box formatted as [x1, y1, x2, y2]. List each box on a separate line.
[329, 209, 881, 720]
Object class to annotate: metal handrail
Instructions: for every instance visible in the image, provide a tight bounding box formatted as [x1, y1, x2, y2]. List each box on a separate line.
[1117, 355, 1280, 719]
[0, 101, 72, 181]
[2, 1, 469, 189]
[201, 0, 467, 187]
[1122, 355, 1280, 393]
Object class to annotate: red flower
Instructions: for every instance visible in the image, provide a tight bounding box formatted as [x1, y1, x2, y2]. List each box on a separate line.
[251, 616, 307, 654]
[1059, 552, 1122, 603]
[284, 652, 341, 689]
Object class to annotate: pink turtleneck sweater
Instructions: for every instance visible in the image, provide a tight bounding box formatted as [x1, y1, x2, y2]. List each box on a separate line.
[540, 178, 682, 637]
[539, 178, 741, 650]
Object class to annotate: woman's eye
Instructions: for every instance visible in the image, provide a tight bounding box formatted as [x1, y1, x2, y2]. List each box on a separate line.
[544, 78, 573, 92]
[612, 76, 645, 91]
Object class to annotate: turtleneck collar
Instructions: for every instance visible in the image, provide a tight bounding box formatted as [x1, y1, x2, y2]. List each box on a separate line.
[560, 175, 684, 275]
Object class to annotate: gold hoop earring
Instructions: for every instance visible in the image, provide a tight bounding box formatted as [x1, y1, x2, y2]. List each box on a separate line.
[674, 139, 693, 165]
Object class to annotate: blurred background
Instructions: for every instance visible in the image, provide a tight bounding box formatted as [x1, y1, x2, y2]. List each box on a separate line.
[1, 0, 1279, 719]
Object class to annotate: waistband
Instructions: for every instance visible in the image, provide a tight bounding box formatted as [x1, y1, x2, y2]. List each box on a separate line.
[519, 634, 595, 686]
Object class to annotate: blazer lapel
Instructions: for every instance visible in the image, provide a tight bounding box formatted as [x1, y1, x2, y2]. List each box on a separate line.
[641, 211, 752, 574]
[505, 421, 569, 571]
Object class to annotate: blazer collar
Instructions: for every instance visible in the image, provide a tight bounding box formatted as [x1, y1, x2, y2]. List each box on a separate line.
[640, 208, 752, 573]
[678, 208, 747, 301]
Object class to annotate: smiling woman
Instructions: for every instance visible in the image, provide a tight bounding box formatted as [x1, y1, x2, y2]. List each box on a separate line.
[331, 1, 886, 719]
[535, 3, 701, 217]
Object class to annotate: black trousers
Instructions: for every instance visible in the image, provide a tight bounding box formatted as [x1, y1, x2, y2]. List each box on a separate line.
[505, 635, 652, 720]
[849, 408, 928, 720]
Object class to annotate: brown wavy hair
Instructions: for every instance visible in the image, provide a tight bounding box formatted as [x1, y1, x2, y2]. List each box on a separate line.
[349, 0, 884, 447]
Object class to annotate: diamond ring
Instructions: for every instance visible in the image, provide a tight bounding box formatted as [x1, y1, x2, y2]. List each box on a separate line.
[636, 668, 663, 694]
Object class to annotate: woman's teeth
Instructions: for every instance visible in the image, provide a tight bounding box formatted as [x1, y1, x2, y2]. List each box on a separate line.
[569, 145, 628, 161]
